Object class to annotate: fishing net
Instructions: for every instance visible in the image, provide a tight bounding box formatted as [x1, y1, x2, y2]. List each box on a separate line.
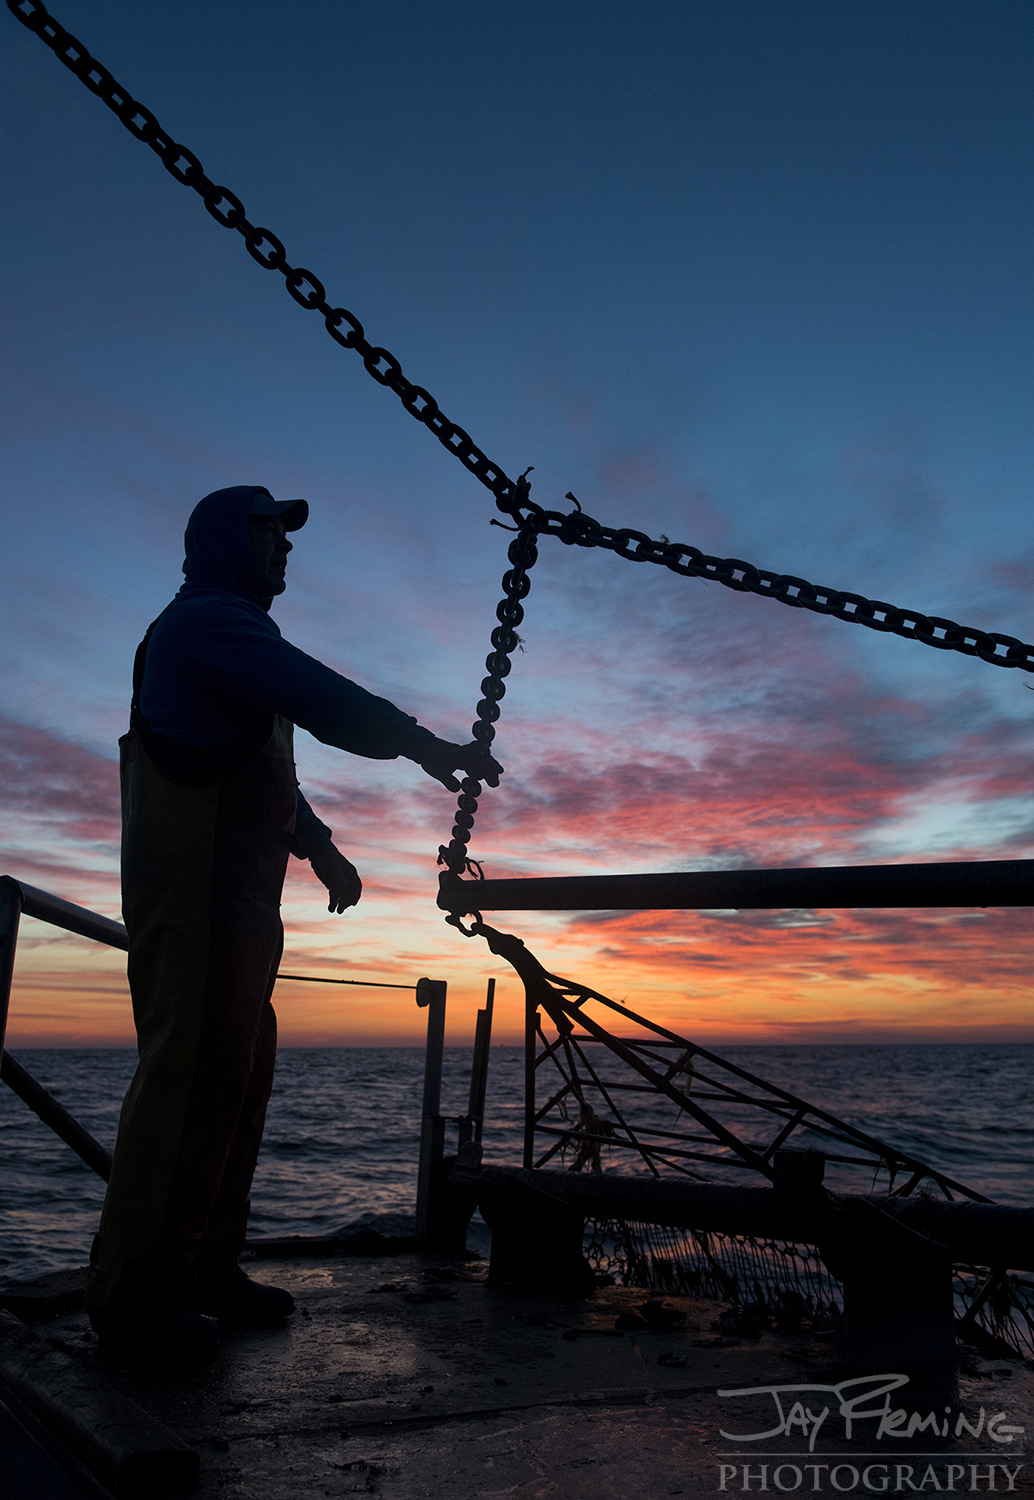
[585, 1216, 842, 1326]
[953, 1268, 1034, 1361]
[584, 1216, 1034, 1359]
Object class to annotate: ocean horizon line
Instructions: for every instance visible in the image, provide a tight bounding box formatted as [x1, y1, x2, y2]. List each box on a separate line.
[6, 1037, 1034, 1050]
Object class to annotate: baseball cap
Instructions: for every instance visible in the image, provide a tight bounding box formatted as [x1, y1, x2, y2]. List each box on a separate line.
[249, 491, 309, 530]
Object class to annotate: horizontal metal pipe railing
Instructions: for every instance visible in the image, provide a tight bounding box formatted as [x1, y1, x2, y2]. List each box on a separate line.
[12, 880, 128, 950]
[0, 876, 473, 1224]
[440, 858, 1034, 912]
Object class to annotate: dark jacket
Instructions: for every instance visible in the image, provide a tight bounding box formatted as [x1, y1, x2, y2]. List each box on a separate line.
[133, 486, 434, 854]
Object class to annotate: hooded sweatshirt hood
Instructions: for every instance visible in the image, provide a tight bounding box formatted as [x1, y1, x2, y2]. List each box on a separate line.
[179, 485, 276, 605]
[137, 483, 428, 766]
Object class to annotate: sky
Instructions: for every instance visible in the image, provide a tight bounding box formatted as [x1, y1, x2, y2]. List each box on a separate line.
[2, 0, 1033, 1048]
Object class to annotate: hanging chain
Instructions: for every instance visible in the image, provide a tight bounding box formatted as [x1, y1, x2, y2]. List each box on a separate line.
[437, 484, 538, 928]
[9, 0, 1034, 677]
[442, 475, 1034, 916]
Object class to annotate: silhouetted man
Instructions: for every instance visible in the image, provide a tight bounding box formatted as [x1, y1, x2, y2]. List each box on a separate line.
[87, 486, 500, 1356]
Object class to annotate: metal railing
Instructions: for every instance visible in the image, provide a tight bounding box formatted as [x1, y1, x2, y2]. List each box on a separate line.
[438, 855, 1034, 914]
[0, 876, 126, 1180]
[0, 875, 495, 1246]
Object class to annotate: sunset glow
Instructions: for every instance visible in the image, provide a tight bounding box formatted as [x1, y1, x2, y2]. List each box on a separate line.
[3, 3, 1033, 1050]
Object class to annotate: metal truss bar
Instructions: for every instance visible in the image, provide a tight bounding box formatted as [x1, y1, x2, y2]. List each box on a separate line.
[596, 1039, 686, 1047]
[531, 1124, 757, 1169]
[552, 989, 989, 1199]
[564, 1033, 662, 1177]
[556, 1003, 774, 1178]
[569, 1037, 686, 1047]
[532, 1138, 568, 1169]
[529, 1123, 898, 1172]
[534, 1029, 573, 1070]
[575, 1078, 819, 1115]
[763, 1108, 809, 1160]
[533, 1079, 575, 1125]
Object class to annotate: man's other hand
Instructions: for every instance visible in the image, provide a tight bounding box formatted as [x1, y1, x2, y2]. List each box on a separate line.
[309, 843, 363, 913]
[420, 740, 504, 793]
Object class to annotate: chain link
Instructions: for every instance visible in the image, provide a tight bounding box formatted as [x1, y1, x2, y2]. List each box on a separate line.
[437, 482, 537, 920]
[6, 0, 518, 508]
[496, 492, 1034, 674]
[11, 0, 1033, 681]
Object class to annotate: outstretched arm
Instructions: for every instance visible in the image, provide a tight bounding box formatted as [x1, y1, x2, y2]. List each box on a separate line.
[415, 740, 503, 792]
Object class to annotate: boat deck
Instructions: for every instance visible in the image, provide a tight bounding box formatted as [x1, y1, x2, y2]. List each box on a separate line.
[3, 1249, 1033, 1499]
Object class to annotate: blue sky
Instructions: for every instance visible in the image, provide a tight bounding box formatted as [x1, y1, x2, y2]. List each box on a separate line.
[2, 0, 1033, 1044]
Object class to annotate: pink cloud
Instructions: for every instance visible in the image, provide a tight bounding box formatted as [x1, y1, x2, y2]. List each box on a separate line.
[0, 715, 121, 845]
[593, 445, 727, 546]
[988, 554, 1034, 596]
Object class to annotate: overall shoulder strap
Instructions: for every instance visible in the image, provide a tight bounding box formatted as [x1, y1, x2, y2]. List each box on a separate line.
[129, 612, 274, 788]
[130, 616, 162, 714]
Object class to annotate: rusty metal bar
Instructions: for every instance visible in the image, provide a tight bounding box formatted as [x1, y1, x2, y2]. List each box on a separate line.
[439, 858, 1034, 912]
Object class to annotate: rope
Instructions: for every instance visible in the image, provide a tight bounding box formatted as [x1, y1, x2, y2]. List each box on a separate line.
[276, 973, 417, 991]
[9, 0, 1034, 680]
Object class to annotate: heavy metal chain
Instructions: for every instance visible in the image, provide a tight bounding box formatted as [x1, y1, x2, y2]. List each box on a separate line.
[438, 483, 538, 917]
[10, 0, 1034, 680]
[5, 0, 517, 506]
[443, 480, 1034, 906]
[502, 492, 1034, 673]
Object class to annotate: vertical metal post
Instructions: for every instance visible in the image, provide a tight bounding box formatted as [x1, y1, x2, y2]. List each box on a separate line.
[0, 877, 23, 1059]
[467, 977, 495, 1142]
[523, 992, 539, 1169]
[415, 977, 447, 1243]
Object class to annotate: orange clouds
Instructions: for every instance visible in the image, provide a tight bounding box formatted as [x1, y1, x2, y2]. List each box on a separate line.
[461, 726, 1034, 876]
[552, 906, 1034, 1043]
[3, 618, 1034, 1049]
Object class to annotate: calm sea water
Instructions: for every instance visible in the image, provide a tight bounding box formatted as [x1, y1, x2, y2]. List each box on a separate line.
[1, 1045, 1031, 1286]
